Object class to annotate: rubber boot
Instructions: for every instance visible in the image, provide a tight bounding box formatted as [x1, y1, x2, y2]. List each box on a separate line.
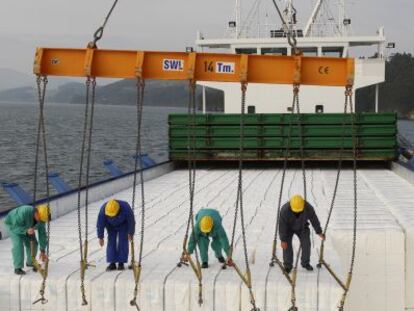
[14, 268, 26, 275]
[302, 263, 314, 271]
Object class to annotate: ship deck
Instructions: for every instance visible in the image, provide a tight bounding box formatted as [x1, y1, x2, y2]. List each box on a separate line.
[0, 167, 413, 311]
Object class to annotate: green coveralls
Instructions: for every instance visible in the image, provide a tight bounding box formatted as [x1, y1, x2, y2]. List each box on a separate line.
[188, 209, 230, 263]
[4, 205, 47, 269]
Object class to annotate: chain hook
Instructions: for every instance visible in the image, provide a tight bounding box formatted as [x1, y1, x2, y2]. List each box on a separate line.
[89, 0, 119, 47]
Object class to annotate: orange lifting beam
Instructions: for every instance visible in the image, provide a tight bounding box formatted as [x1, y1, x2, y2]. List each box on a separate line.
[33, 48, 354, 86]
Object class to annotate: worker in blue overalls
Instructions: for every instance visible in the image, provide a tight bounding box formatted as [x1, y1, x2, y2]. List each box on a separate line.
[97, 199, 135, 271]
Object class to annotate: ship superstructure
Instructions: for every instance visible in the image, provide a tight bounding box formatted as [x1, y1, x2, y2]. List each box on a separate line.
[197, 0, 387, 114]
[0, 1, 413, 311]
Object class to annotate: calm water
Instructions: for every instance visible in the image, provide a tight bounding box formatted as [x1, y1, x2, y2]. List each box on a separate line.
[0, 102, 185, 211]
[1, 102, 414, 212]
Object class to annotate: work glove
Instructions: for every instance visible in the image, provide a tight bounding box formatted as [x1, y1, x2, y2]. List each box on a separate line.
[226, 258, 235, 267]
[180, 253, 189, 263]
[39, 251, 48, 262]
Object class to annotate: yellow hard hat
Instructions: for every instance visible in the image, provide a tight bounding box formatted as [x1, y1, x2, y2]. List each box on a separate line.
[199, 216, 214, 233]
[36, 204, 50, 223]
[105, 199, 120, 217]
[290, 195, 305, 213]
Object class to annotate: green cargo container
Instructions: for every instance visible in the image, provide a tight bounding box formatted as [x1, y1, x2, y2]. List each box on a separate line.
[169, 149, 397, 161]
[170, 137, 396, 150]
[168, 113, 397, 161]
[169, 113, 397, 126]
[169, 125, 396, 138]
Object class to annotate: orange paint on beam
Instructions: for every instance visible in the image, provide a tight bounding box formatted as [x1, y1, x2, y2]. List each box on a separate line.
[34, 48, 354, 87]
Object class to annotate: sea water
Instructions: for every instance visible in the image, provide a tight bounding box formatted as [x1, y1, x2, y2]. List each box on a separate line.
[0, 101, 413, 212]
[0, 101, 184, 211]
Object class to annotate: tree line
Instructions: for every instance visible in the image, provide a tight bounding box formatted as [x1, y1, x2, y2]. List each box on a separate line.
[356, 53, 414, 118]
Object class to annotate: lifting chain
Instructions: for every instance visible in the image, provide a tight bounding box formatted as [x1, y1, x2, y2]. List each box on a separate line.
[177, 81, 203, 306]
[31, 75, 51, 305]
[270, 0, 298, 54]
[226, 82, 259, 311]
[338, 87, 358, 311]
[269, 85, 306, 311]
[129, 78, 146, 310]
[77, 77, 97, 306]
[317, 87, 350, 267]
[315, 86, 358, 311]
[89, 0, 120, 48]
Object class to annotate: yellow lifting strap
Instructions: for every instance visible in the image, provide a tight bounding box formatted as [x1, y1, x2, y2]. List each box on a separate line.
[33, 48, 354, 86]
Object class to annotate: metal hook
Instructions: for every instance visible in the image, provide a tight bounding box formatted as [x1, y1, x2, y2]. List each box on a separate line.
[130, 299, 141, 310]
[33, 297, 48, 305]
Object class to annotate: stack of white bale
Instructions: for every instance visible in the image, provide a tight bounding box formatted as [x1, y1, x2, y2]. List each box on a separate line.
[360, 169, 414, 310]
[0, 168, 411, 310]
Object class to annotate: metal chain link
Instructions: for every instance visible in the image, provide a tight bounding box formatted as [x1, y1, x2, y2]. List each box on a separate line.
[177, 81, 203, 305]
[90, 0, 120, 48]
[76, 77, 97, 306]
[270, 88, 296, 262]
[77, 78, 91, 263]
[84, 78, 96, 244]
[130, 78, 146, 310]
[270, 0, 298, 53]
[237, 83, 259, 311]
[289, 85, 307, 311]
[32, 76, 51, 305]
[188, 81, 203, 305]
[312, 86, 357, 310]
[338, 87, 358, 311]
[318, 88, 350, 267]
[269, 85, 306, 311]
[33, 76, 47, 203]
[295, 86, 307, 201]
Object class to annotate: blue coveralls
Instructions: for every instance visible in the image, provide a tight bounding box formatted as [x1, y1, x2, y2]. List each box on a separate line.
[97, 200, 135, 264]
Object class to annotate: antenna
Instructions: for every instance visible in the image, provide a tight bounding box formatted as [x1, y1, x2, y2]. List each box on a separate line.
[235, 0, 241, 38]
[304, 0, 352, 37]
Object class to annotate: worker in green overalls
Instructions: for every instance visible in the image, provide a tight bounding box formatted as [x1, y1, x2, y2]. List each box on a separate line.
[4, 204, 49, 275]
[184, 208, 230, 268]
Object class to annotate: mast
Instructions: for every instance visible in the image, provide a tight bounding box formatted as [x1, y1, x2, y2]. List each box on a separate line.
[235, 0, 241, 38]
[304, 0, 323, 36]
[338, 0, 347, 36]
[283, 0, 297, 27]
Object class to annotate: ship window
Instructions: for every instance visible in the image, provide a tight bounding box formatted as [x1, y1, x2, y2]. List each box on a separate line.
[322, 47, 344, 57]
[315, 105, 324, 113]
[247, 105, 256, 114]
[235, 48, 257, 54]
[301, 47, 318, 56]
[270, 29, 286, 38]
[261, 48, 287, 55]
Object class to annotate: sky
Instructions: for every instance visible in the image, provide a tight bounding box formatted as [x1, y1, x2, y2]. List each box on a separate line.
[0, 0, 413, 74]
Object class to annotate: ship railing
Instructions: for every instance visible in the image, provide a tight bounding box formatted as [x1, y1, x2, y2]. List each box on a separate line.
[0, 161, 173, 240]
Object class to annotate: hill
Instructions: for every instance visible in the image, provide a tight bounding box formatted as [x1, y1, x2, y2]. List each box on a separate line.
[356, 53, 414, 118]
[0, 79, 224, 111]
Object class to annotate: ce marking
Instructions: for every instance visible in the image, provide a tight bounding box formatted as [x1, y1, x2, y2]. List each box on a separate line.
[318, 66, 330, 74]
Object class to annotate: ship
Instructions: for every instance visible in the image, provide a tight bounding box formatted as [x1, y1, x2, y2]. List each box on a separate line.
[0, 1, 413, 310]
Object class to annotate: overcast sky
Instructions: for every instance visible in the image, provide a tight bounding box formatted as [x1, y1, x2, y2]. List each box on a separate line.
[0, 0, 413, 74]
